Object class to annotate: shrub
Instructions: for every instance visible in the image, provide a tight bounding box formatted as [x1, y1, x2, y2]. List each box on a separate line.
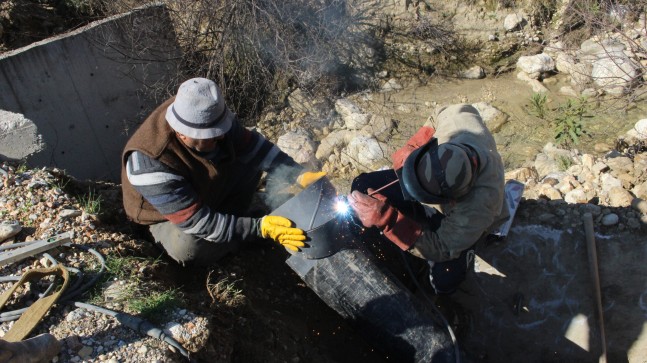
[528, 92, 548, 119]
[552, 97, 592, 147]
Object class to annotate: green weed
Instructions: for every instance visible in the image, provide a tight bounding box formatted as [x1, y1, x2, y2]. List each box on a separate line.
[104, 255, 149, 280]
[528, 92, 548, 119]
[129, 288, 182, 322]
[557, 155, 573, 171]
[16, 163, 28, 173]
[88, 255, 182, 322]
[79, 188, 102, 215]
[552, 97, 592, 147]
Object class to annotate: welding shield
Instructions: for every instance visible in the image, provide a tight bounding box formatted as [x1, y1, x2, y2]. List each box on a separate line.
[270, 177, 358, 259]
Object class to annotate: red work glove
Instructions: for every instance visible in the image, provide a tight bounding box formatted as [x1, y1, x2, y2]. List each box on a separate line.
[347, 189, 422, 251]
[391, 126, 436, 170]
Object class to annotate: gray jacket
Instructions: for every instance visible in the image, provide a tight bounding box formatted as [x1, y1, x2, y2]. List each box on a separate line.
[410, 104, 509, 262]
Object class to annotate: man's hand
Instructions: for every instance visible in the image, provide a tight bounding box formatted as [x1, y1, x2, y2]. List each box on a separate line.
[296, 171, 327, 188]
[347, 189, 422, 251]
[347, 189, 396, 229]
[260, 216, 306, 252]
[391, 126, 435, 170]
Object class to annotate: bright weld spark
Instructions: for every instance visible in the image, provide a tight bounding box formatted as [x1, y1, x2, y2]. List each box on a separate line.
[335, 198, 350, 216]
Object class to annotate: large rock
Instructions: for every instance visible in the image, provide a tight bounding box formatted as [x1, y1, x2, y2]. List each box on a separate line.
[276, 131, 318, 166]
[580, 38, 625, 56]
[0, 110, 45, 160]
[361, 115, 394, 141]
[471, 102, 509, 133]
[605, 156, 633, 175]
[316, 130, 355, 160]
[592, 51, 640, 91]
[564, 189, 588, 204]
[503, 13, 526, 31]
[534, 153, 561, 179]
[569, 63, 593, 88]
[516, 53, 555, 79]
[600, 173, 622, 193]
[340, 135, 389, 171]
[334, 99, 371, 130]
[381, 78, 403, 92]
[505, 167, 538, 183]
[630, 119, 647, 140]
[554, 52, 576, 74]
[607, 187, 633, 207]
[459, 66, 486, 79]
[632, 181, 647, 200]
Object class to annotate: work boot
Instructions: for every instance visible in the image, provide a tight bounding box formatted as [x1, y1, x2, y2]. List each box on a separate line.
[0, 333, 61, 363]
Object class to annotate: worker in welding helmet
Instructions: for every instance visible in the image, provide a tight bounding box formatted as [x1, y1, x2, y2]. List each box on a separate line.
[348, 104, 509, 294]
[121, 78, 325, 266]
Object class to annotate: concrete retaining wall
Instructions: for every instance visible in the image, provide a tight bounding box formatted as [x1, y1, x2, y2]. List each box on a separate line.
[0, 4, 181, 181]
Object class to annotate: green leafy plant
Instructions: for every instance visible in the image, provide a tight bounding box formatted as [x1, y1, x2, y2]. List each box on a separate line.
[528, 92, 548, 119]
[552, 97, 592, 147]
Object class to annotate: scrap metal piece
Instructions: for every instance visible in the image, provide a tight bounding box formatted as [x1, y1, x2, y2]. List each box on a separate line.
[491, 179, 524, 238]
[0, 232, 73, 267]
[271, 177, 352, 259]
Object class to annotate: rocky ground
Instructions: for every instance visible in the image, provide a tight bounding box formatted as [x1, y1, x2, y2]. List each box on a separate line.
[1, 127, 646, 362]
[1, 1, 647, 362]
[0, 162, 386, 362]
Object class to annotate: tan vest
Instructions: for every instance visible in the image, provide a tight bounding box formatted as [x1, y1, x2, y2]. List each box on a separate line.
[121, 97, 235, 225]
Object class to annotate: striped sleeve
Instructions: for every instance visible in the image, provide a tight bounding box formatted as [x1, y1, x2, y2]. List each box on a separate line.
[126, 151, 260, 243]
[228, 120, 303, 179]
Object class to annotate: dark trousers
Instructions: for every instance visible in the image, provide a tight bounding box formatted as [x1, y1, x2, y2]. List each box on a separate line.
[149, 162, 263, 266]
[351, 169, 475, 294]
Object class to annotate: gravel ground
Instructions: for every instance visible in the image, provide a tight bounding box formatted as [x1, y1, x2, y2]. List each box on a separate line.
[0, 162, 190, 362]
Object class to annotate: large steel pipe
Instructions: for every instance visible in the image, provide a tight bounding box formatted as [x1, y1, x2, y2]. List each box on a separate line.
[271, 178, 455, 362]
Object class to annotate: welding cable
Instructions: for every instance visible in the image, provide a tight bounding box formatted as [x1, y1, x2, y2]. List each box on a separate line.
[0, 247, 98, 322]
[42, 253, 85, 293]
[398, 250, 462, 363]
[57, 244, 105, 302]
[73, 301, 195, 362]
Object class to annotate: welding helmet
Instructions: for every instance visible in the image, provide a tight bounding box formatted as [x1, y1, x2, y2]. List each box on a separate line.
[400, 138, 479, 204]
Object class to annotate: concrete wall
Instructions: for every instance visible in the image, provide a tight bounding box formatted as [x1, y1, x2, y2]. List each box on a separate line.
[0, 4, 181, 181]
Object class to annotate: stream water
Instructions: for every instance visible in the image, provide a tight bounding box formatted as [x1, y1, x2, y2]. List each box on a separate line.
[352, 72, 647, 170]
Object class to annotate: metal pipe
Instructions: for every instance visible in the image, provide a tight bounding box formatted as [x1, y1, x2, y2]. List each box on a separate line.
[275, 177, 456, 362]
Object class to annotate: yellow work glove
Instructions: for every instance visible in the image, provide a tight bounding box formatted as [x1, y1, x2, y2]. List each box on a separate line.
[296, 171, 327, 188]
[260, 216, 306, 252]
